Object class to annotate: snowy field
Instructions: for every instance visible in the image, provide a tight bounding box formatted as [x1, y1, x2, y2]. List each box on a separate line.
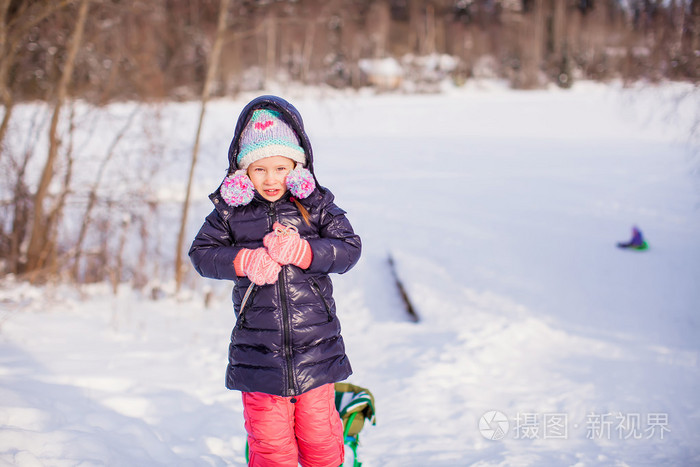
[2, 81, 700, 466]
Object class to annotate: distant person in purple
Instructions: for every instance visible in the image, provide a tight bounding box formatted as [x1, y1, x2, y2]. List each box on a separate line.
[617, 226, 648, 250]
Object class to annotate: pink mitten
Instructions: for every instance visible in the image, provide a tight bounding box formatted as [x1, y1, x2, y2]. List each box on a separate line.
[234, 248, 281, 285]
[263, 222, 313, 269]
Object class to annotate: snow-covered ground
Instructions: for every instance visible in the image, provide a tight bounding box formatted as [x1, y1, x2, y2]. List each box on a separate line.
[2, 81, 699, 466]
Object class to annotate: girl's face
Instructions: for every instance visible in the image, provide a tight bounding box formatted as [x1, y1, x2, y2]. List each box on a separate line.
[247, 156, 296, 202]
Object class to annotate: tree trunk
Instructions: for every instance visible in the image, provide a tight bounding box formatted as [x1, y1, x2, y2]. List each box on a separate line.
[0, 0, 74, 152]
[551, 0, 566, 58]
[0, 0, 13, 153]
[39, 110, 76, 281]
[112, 216, 130, 295]
[519, 0, 546, 89]
[174, 0, 230, 293]
[25, 0, 90, 277]
[301, 17, 316, 84]
[0, 0, 8, 59]
[682, 0, 700, 77]
[423, 3, 436, 55]
[368, 0, 391, 58]
[266, 13, 276, 86]
[8, 162, 30, 275]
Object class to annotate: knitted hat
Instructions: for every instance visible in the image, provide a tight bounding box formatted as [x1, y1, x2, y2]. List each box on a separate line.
[220, 108, 316, 207]
[237, 109, 306, 170]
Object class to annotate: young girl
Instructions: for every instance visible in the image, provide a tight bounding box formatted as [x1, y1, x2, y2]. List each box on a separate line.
[189, 95, 361, 467]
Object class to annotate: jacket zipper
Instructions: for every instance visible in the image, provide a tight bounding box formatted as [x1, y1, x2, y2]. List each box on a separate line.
[269, 201, 296, 397]
[309, 277, 333, 322]
[278, 272, 295, 396]
[237, 283, 257, 328]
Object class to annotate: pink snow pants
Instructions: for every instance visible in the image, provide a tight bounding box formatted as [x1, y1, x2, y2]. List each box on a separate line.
[242, 383, 345, 467]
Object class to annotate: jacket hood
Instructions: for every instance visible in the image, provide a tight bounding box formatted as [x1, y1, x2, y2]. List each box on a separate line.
[227, 95, 315, 177]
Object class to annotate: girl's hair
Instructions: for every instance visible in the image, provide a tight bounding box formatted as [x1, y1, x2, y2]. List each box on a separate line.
[291, 197, 311, 226]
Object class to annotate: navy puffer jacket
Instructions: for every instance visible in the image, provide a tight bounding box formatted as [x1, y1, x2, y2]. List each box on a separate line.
[189, 96, 361, 397]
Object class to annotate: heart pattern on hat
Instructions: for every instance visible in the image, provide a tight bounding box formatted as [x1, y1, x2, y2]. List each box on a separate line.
[254, 120, 274, 131]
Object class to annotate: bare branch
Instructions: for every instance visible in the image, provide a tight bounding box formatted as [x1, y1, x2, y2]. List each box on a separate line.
[174, 0, 231, 293]
[25, 0, 90, 276]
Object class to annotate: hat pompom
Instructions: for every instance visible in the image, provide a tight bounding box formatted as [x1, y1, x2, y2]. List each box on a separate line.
[286, 165, 315, 199]
[220, 170, 254, 206]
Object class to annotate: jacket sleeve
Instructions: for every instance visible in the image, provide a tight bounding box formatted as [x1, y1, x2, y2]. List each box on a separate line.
[189, 209, 242, 281]
[306, 203, 361, 275]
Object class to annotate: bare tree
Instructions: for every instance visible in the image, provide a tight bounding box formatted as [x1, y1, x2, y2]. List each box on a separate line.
[40, 104, 77, 281]
[265, 8, 277, 86]
[25, 0, 90, 278]
[174, 0, 231, 293]
[0, 0, 75, 153]
[72, 107, 139, 281]
[504, 0, 547, 89]
[0, 0, 12, 150]
[683, 0, 700, 78]
[1, 107, 48, 275]
[367, 0, 392, 58]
